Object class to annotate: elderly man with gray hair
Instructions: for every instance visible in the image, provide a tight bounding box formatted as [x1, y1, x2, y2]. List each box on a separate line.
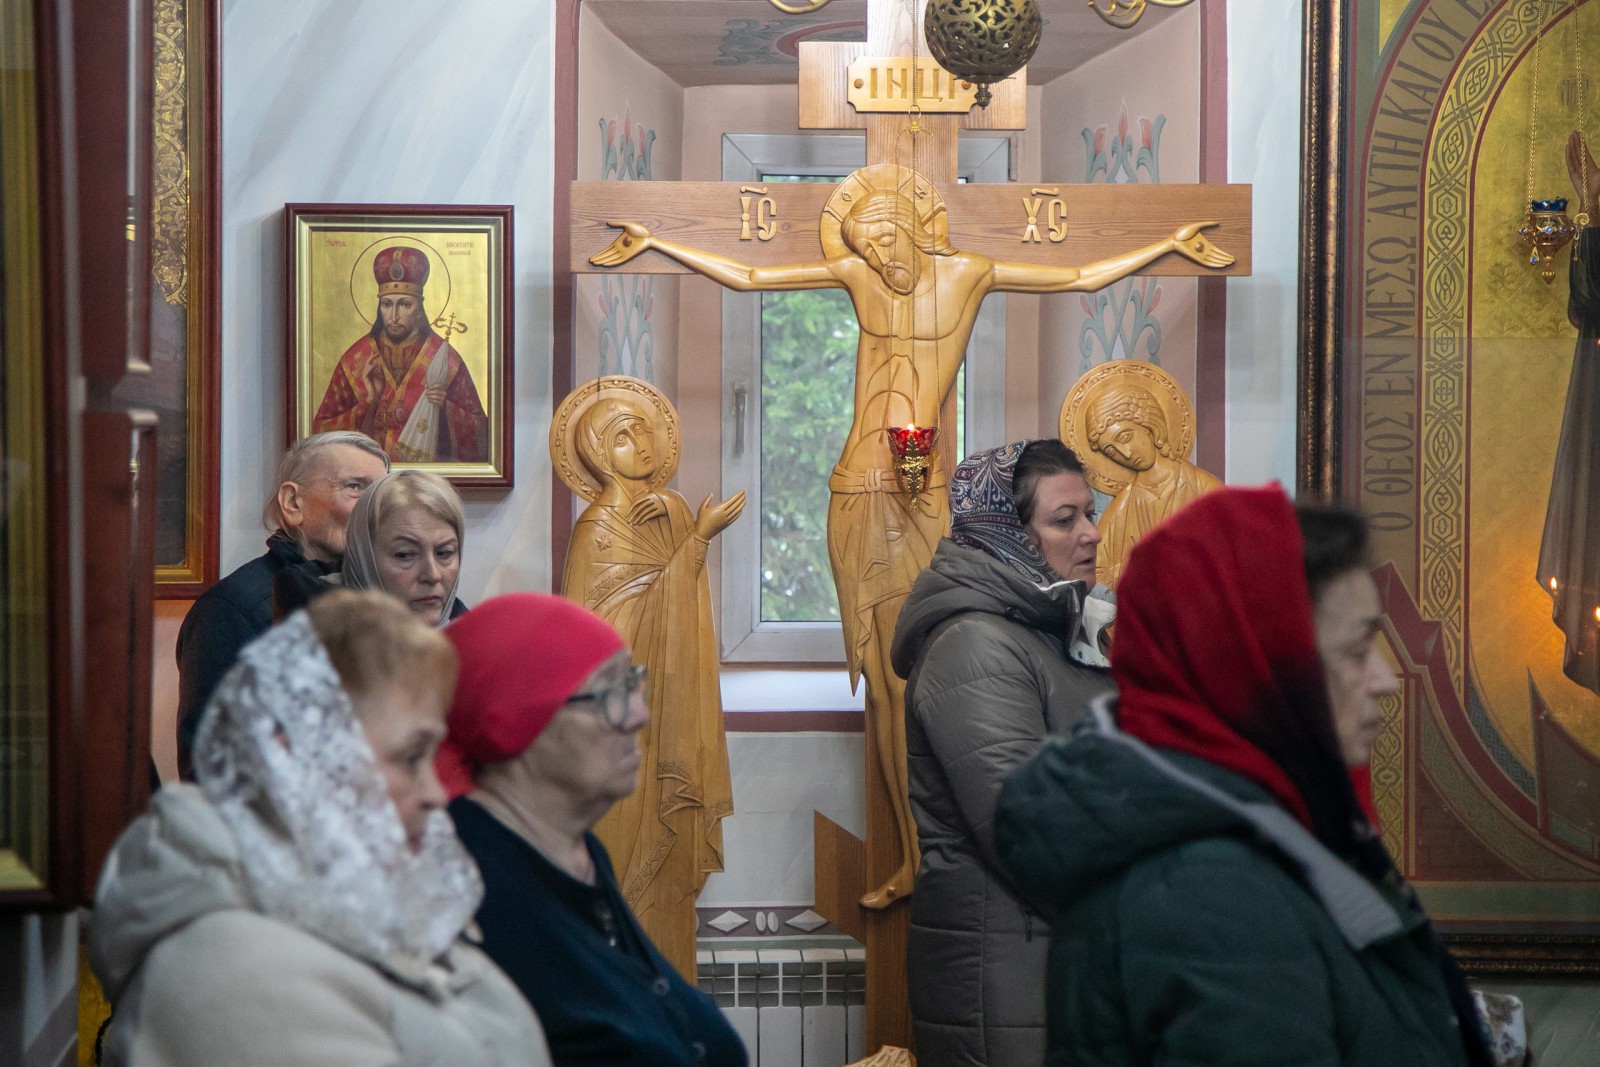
[176, 431, 389, 777]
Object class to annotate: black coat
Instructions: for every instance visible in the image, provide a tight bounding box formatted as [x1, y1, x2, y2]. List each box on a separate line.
[450, 797, 746, 1067]
[176, 534, 331, 777]
[996, 730, 1477, 1067]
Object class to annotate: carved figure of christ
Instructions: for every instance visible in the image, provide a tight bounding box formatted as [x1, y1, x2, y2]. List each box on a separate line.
[587, 168, 1236, 911]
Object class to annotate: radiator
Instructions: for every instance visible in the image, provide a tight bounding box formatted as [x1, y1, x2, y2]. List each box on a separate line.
[698, 944, 867, 1067]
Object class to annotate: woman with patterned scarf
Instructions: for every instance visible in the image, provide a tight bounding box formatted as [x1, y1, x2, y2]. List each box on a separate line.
[889, 439, 1115, 1067]
[995, 487, 1492, 1066]
[88, 590, 549, 1067]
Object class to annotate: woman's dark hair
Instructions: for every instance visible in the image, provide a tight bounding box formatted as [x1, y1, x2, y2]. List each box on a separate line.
[1295, 502, 1370, 603]
[1012, 439, 1087, 524]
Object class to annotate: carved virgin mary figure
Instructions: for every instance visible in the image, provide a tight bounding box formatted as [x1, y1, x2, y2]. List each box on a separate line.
[552, 377, 744, 978]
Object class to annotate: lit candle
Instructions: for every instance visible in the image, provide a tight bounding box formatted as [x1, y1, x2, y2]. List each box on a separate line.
[1550, 577, 1560, 592]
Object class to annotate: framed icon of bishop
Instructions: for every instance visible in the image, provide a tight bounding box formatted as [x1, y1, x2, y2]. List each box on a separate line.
[285, 203, 513, 486]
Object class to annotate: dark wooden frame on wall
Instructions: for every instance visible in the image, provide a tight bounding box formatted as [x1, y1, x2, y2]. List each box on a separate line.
[152, 0, 221, 597]
[1298, 0, 1600, 975]
[1, 0, 158, 910]
[283, 203, 516, 488]
[1297, 0, 1345, 501]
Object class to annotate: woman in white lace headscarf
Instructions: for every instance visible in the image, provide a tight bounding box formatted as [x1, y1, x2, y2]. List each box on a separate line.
[88, 590, 550, 1067]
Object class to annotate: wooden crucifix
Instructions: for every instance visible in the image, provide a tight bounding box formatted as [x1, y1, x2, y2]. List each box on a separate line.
[569, 0, 1251, 1052]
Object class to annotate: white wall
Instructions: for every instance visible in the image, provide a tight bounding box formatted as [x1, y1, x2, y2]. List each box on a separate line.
[1224, 0, 1302, 488]
[220, 0, 558, 600]
[700, 733, 866, 906]
[1038, 5, 1202, 434]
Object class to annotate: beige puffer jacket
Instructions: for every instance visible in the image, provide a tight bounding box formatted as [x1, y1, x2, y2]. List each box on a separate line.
[88, 786, 552, 1067]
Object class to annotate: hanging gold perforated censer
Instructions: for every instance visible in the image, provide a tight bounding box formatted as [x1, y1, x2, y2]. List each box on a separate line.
[1519, 1, 1579, 284]
[923, 0, 1042, 108]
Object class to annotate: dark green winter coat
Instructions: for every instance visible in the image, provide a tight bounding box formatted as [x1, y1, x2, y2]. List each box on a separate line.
[994, 723, 1474, 1067]
[890, 538, 1113, 1067]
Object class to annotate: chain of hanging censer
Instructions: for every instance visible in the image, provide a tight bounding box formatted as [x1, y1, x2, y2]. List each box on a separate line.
[884, 1, 941, 499]
[1520, 1, 1582, 284]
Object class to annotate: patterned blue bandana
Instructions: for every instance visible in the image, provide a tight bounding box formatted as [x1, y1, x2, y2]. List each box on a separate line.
[950, 441, 1058, 587]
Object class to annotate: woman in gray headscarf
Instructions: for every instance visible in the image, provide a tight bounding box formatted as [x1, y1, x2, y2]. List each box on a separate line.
[342, 469, 467, 625]
[888, 439, 1114, 1067]
[88, 590, 549, 1066]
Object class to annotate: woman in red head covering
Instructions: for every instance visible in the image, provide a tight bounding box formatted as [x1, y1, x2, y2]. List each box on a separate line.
[994, 486, 1491, 1067]
[439, 593, 747, 1067]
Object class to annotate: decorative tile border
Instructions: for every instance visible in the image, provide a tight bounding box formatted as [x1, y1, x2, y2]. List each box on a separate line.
[695, 905, 848, 938]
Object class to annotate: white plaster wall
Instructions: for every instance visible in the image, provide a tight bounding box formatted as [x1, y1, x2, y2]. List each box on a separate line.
[220, 0, 557, 600]
[1037, 6, 1202, 437]
[1224, 0, 1302, 488]
[699, 732, 866, 907]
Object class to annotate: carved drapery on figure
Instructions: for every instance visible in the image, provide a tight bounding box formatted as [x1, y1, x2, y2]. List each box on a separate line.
[1060, 359, 1222, 589]
[552, 376, 743, 979]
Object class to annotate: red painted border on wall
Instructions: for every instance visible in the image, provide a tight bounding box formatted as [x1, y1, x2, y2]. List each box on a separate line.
[724, 710, 864, 733]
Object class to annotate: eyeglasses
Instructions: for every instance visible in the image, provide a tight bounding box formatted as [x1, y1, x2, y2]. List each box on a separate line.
[567, 663, 648, 728]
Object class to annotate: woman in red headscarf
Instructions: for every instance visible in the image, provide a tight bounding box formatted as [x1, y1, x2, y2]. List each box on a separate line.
[994, 486, 1491, 1067]
[437, 594, 746, 1067]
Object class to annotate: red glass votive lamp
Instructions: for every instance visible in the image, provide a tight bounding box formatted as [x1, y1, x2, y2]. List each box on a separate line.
[886, 424, 939, 498]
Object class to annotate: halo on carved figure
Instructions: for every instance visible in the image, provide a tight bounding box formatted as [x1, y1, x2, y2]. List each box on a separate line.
[550, 374, 681, 503]
[820, 163, 951, 262]
[1059, 359, 1198, 496]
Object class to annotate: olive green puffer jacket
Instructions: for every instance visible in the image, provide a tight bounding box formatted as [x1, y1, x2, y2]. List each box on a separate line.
[995, 722, 1475, 1067]
[890, 539, 1113, 1067]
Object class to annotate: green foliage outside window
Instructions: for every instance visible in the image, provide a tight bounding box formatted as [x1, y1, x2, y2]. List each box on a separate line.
[760, 287, 854, 622]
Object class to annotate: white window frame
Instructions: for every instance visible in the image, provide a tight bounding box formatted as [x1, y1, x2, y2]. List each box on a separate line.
[719, 133, 1012, 662]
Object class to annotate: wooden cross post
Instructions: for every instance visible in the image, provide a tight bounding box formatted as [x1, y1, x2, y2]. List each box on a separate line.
[569, 0, 1250, 1054]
